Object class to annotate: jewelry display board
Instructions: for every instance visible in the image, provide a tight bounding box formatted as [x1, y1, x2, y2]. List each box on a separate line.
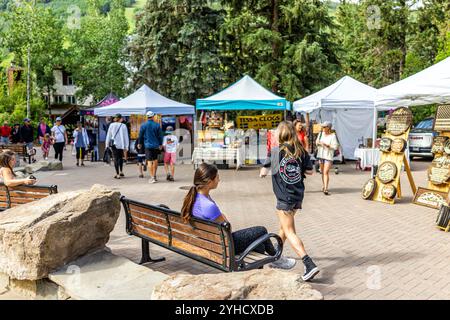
[362, 107, 416, 204]
[414, 105, 450, 209]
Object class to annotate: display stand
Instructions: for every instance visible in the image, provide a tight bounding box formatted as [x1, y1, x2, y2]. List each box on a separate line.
[362, 107, 416, 204]
[414, 105, 450, 209]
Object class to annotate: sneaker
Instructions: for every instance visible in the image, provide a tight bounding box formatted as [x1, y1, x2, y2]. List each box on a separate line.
[166, 174, 171, 181]
[148, 177, 156, 184]
[269, 256, 297, 270]
[169, 176, 175, 182]
[301, 255, 320, 281]
[120, 173, 125, 177]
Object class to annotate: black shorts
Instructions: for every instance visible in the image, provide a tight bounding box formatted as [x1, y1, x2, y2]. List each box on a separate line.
[145, 148, 160, 161]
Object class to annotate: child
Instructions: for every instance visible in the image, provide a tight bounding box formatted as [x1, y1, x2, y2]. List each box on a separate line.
[162, 126, 178, 182]
[41, 133, 52, 160]
[134, 139, 146, 178]
[260, 121, 319, 281]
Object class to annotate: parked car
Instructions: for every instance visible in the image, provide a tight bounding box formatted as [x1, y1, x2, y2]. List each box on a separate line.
[408, 117, 436, 159]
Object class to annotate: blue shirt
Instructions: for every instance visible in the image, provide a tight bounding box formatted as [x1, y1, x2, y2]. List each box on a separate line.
[139, 120, 163, 149]
[192, 194, 222, 221]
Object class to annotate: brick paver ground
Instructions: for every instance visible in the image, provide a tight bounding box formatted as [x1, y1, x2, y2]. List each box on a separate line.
[33, 152, 450, 300]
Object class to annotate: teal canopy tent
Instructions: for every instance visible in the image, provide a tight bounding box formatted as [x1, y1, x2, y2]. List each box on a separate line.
[196, 75, 290, 111]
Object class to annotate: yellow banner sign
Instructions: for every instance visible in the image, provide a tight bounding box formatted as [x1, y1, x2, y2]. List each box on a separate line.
[236, 114, 283, 130]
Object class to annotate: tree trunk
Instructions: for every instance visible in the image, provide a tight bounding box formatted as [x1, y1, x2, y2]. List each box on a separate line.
[398, 0, 407, 80]
[271, 0, 279, 92]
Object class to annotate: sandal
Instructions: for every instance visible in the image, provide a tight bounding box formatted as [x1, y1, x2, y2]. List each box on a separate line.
[324, 190, 330, 195]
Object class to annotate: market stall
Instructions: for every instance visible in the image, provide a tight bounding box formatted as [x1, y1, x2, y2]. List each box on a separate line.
[195, 75, 290, 169]
[293, 76, 391, 161]
[94, 85, 195, 161]
[80, 93, 120, 161]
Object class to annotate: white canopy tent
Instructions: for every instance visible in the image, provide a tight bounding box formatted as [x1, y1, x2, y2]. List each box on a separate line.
[94, 84, 194, 116]
[293, 76, 385, 160]
[376, 57, 450, 108]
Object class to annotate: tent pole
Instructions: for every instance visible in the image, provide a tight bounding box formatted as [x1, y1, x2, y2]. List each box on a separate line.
[371, 107, 378, 177]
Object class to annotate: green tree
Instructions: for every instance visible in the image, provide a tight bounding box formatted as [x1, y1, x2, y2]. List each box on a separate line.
[129, 0, 225, 103]
[66, 0, 129, 102]
[0, 1, 64, 111]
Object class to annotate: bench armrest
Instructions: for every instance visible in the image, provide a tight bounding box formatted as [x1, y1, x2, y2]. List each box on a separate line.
[235, 233, 283, 270]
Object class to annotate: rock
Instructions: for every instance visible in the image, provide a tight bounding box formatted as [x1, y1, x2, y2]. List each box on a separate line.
[49, 250, 168, 300]
[151, 269, 323, 300]
[48, 160, 63, 171]
[0, 184, 120, 281]
[24, 160, 63, 174]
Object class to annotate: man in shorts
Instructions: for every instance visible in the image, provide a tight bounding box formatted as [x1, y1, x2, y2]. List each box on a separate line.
[138, 111, 163, 184]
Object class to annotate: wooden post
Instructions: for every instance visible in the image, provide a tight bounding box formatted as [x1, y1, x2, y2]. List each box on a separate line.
[403, 154, 417, 194]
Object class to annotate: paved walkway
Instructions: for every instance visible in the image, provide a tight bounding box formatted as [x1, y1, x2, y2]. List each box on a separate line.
[32, 152, 450, 300]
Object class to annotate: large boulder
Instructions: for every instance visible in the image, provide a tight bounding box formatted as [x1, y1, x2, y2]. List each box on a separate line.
[0, 184, 120, 281]
[151, 269, 323, 300]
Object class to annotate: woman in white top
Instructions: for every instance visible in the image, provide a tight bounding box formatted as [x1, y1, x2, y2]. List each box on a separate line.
[315, 121, 339, 195]
[0, 150, 36, 187]
[105, 114, 130, 179]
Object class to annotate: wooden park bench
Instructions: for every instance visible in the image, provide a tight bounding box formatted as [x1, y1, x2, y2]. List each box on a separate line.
[0, 143, 33, 164]
[120, 197, 283, 272]
[0, 183, 58, 211]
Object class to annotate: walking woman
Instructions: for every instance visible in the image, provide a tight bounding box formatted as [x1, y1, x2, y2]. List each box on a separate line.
[316, 121, 339, 195]
[0, 151, 36, 187]
[181, 163, 292, 270]
[260, 121, 320, 281]
[51, 117, 68, 162]
[293, 119, 309, 152]
[105, 114, 129, 179]
[73, 121, 90, 166]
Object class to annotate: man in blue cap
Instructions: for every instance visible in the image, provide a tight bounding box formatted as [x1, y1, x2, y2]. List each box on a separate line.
[138, 111, 163, 183]
[20, 118, 36, 163]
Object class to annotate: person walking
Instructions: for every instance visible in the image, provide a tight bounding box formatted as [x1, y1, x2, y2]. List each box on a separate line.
[315, 121, 339, 195]
[134, 139, 146, 179]
[10, 124, 21, 144]
[138, 111, 162, 184]
[162, 126, 178, 181]
[51, 117, 68, 162]
[41, 133, 52, 160]
[293, 119, 309, 152]
[37, 118, 51, 145]
[73, 121, 90, 166]
[105, 114, 129, 179]
[0, 121, 11, 145]
[260, 121, 320, 281]
[20, 118, 36, 163]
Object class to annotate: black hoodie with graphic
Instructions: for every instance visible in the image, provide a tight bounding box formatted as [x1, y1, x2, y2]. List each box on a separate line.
[263, 144, 313, 206]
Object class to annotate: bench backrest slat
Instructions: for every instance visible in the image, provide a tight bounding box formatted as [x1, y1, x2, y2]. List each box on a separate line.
[122, 197, 234, 271]
[0, 183, 58, 210]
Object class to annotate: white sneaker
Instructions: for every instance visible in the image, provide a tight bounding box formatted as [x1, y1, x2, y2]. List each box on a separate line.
[148, 177, 156, 184]
[269, 256, 297, 270]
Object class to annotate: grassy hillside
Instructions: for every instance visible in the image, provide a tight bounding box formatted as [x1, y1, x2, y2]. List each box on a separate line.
[125, 0, 146, 32]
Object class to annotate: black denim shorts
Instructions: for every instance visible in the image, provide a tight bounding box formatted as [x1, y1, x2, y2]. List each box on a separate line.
[276, 199, 303, 214]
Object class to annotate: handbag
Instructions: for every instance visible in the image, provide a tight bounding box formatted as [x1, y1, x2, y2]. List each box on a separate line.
[109, 124, 122, 149]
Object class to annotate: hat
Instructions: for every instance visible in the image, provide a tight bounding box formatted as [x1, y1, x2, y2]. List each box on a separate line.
[56, 117, 62, 121]
[24, 118, 30, 122]
[146, 111, 155, 118]
[321, 121, 332, 128]
[114, 113, 122, 119]
[166, 126, 174, 132]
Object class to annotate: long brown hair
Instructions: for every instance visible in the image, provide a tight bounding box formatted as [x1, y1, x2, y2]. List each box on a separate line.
[181, 163, 218, 223]
[0, 150, 16, 177]
[278, 121, 304, 159]
[293, 119, 306, 133]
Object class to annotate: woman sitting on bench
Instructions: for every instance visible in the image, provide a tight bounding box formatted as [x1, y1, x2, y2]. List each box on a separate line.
[181, 163, 294, 270]
[0, 150, 37, 187]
